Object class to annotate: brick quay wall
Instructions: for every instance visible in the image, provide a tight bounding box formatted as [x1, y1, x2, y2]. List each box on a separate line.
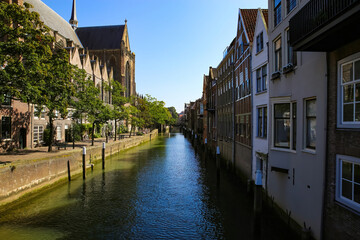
[0, 130, 158, 206]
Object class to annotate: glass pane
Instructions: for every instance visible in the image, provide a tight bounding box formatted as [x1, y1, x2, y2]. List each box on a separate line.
[274, 119, 290, 148]
[355, 164, 360, 184]
[342, 161, 353, 181]
[306, 118, 316, 149]
[275, 38, 281, 50]
[356, 103, 360, 122]
[356, 83, 360, 102]
[343, 85, 354, 103]
[355, 184, 360, 204]
[306, 99, 316, 117]
[355, 60, 360, 80]
[343, 104, 354, 122]
[342, 180, 352, 200]
[343, 63, 353, 83]
[274, 103, 290, 118]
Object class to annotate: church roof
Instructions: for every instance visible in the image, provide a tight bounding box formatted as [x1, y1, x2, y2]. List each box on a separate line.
[25, 0, 82, 47]
[76, 25, 125, 50]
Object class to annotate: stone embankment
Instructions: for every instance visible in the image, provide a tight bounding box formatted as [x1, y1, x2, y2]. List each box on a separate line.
[0, 130, 158, 206]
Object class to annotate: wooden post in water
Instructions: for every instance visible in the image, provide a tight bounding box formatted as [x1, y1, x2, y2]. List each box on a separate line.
[67, 160, 71, 182]
[216, 146, 220, 183]
[82, 147, 86, 180]
[204, 138, 207, 163]
[102, 142, 105, 170]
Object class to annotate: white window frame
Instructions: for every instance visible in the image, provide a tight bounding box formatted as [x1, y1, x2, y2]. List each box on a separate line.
[337, 52, 360, 128]
[274, 36, 282, 72]
[336, 154, 360, 213]
[256, 64, 268, 93]
[271, 98, 296, 152]
[33, 125, 44, 143]
[56, 126, 62, 141]
[257, 105, 267, 139]
[304, 98, 317, 152]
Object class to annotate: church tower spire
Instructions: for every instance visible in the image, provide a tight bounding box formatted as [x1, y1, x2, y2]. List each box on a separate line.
[69, 0, 78, 30]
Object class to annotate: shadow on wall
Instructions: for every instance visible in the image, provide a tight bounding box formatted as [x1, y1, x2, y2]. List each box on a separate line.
[0, 107, 31, 152]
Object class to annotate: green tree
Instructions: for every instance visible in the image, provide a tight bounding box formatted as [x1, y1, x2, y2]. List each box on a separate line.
[167, 106, 178, 125]
[110, 80, 128, 141]
[35, 49, 76, 152]
[0, 2, 53, 103]
[73, 75, 104, 146]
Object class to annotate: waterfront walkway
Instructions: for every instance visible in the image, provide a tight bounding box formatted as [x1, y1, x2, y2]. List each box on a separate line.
[0, 134, 139, 166]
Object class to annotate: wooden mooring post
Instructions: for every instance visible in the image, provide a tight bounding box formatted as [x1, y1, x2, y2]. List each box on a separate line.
[67, 160, 71, 182]
[82, 147, 86, 180]
[102, 142, 105, 170]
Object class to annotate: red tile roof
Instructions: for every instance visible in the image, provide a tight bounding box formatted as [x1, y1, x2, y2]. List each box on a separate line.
[240, 9, 258, 43]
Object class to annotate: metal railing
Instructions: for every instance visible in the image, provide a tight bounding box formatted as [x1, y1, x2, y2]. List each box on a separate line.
[289, 0, 359, 46]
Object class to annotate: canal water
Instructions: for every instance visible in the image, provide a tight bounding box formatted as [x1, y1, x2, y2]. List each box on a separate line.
[0, 134, 300, 239]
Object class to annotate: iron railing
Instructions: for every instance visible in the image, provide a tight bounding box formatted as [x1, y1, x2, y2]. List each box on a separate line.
[289, 0, 360, 46]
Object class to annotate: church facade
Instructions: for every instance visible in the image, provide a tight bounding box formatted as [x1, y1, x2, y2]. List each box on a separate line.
[0, 0, 135, 151]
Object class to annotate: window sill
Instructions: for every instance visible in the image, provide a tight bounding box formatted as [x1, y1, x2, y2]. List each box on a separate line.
[302, 149, 316, 155]
[337, 122, 360, 129]
[282, 63, 295, 74]
[256, 136, 267, 140]
[255, 49, 264, 56]
[255, 90, 267, 95]
[271, 71, 281, 80]
[270, 147, 296, 154]
[1, 105, 12, 108]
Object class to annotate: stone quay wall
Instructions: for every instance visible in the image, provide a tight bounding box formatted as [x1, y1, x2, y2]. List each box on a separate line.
[0, 130, 158, 206]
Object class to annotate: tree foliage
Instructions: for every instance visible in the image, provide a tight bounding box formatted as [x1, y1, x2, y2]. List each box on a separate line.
[0, 2, 53, 103]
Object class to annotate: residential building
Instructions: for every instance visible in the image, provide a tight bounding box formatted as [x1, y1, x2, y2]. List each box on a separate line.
[216, 38, 235, 166]
[207, 67, 218, 151]
[267, 0, 327, 238]
[202, 74, 209, 144]
[251, 8, 269, 186]
[290, 0, 360, 239]
[234, 9, 258, 179]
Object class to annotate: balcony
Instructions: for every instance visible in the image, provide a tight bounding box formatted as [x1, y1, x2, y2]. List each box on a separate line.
[289, 0, 360, 51]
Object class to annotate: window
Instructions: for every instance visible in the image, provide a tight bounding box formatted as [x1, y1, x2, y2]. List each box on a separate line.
[257, 107, 267, 138]
[34, 106, 46, 119]
[336, 155, 360, 212]
[274, 0, 282, 26]
[305, 99, 316, 149]
[34, 125, 44, 143]
[339, 55, 360, 126]
[256, 32, 264, 53]
[273, 102, 296, 149]
[256, 65, 268, 93]
[2, 93, 11, 106]
[240, 115, 245, 137]
[1, 116, 11, 139]
[287, 0, 296, 14]
[287, 30, 297, 66]
[274, 38, 282, 72]
[56, 126, 62, 141]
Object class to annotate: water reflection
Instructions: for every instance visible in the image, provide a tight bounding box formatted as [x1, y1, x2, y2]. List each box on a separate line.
[0, 134, 300, 239]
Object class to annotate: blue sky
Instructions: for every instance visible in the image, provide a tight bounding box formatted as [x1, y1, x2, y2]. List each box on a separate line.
[42, 0, 267, 113]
